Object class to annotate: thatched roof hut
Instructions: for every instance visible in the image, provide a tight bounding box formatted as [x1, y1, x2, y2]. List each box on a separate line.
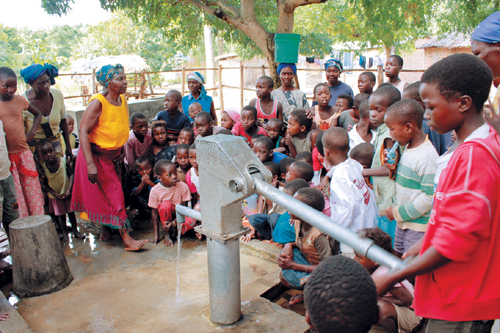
[70, 55, 150, 74]
[416, 33, 471, 49]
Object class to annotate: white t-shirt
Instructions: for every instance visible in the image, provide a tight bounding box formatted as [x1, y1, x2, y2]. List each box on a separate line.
[348, 124, 376, 152]
[327, 158, 378, 232]
[0, 120, 11, 180]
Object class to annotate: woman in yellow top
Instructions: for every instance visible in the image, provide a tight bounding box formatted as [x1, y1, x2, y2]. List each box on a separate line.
[71, 64, 148, 251]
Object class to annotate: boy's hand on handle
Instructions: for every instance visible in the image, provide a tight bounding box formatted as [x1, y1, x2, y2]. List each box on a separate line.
[372, 270, 400, 296]
[87, 162, 98, 184]
[385, 207, 395, 221]
[402, 238, 423, 259]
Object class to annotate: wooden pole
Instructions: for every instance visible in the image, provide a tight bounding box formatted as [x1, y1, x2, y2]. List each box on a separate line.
[218, 64, 224, 113]
[140, 71, 146, 99]
[377, 65, 384, 87]
[240, 64, 244, 110]
[294, 75, 300, 90]
[261, 64, 265, 76]
[91, 68, 96, 94]
[147, 73, 154, 95]
[181, 67, 186, 96]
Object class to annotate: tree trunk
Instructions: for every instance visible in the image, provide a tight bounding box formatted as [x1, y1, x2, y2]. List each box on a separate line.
[204, 25, 216, 87]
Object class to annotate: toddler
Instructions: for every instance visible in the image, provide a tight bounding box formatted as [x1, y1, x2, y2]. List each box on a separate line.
[220, 110, 240, 131]
[150, 120, 176, 166]
[177, 127, 195, 146]
[38, 140, 84, 242]
[66, 115, 79, 150]
[285, 109, 317, 157]
[385, 55, 408, 95]
[125, 112, 153, 174]
[148, 159, 191, 247]
[249, 76, 283, 124]
[156, 90, 191, 143]
[357, 71, 376, 95]
[266, 118, 286, 153]
[129, 155, 158, 226]
[231, 105, 267, 144]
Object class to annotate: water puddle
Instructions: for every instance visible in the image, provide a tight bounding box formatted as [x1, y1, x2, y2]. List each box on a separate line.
[182, 241, 200, 249]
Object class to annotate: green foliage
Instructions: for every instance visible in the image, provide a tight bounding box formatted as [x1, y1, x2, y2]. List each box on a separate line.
[433, 0, 500, 34]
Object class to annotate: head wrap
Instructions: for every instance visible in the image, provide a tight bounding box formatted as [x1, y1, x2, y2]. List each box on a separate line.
[324, 59, 343, 73]
[20, 63, 59, 86]
[471, 11, 500, 44]
[187, 72, 207, 95]
[224, 110, 241, 123]
[96, 64, 124, 88]
[277, 63, 297, 75]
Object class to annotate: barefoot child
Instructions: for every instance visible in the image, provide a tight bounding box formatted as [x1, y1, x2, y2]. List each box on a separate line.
[249, 76, 283, 125]
[285, 109, 318, 157]
[220, 110, 240, 131]
[125, 112, 153, 174]
[38, 140, 85, 242]
[0, 67, 44, 217]
[385, 55, 408, 95]
[231, 105, 267, 144]
[156, 90, 191, 144]
[150, 120, 176, 166]
[148, 159, 191, 246]
[312, 83, 340, 130]
[358, 71, 376, 95]
[175, 144, 191, 183]
[129, 156, 158, 225]
[384, 99, 438, 255]
[266, 118, 286, 153]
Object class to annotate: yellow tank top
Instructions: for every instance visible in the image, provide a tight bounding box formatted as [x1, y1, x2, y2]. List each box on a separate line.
[88, 93, 130, 150]
[43, 157, 69, 200]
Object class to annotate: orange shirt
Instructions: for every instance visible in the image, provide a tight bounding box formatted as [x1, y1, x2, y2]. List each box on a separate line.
[0, 95, 30, 154]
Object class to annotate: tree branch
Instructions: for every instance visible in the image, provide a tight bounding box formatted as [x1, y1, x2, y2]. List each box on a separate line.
[214, 0, 240, 18]
[240, 0, 257, 21]
[284, 0, 327, 10]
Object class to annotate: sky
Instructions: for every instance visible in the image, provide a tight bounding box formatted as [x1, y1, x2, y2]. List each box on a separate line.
[2, 0, 112, 30]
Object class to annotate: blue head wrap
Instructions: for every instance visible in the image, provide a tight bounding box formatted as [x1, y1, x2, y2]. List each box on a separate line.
[277, 63, 297, 75]
[324, 59, 343, 73]
[20, 63, 59, 86]
[96, 64, 124, 88]
[472, 11, 500, 44]
[187, 72, 207, 94]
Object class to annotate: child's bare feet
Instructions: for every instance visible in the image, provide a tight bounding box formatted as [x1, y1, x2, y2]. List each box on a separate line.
[121, 231, 148, 251]
[73, 230, 86, 239]
[0, 313, 9, 321]
[289, 293, 304, 305]
[164, 235, 174, 247]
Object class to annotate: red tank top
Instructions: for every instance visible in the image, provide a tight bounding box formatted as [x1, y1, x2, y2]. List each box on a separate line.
[256, 99, 278, 120]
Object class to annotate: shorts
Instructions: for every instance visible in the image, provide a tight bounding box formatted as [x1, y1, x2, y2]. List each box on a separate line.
[394, 226, 424, 254]
[0, 175, 19, 224]
[281, 248, 311, 288]
[394, 305, 422, 333]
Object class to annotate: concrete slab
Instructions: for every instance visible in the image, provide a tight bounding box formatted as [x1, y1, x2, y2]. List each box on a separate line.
[0, 289, 32, 333]
[240, 239, 281, 263]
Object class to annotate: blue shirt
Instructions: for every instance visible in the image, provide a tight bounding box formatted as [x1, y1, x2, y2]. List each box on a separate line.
[182, 93, 213, 119]
[272, 212, 295, 244]
[155, 111, 191, 137]
[423, 119, 452, 156]
[273, 152, 287, 164]
[312, 81, 354, 107]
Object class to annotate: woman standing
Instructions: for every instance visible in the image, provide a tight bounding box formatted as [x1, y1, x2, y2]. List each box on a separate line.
[71, 64, 147, 251]
[20, 64, 72, 159]
[181, 72, 217, 124]
[271, 63, 309, 122]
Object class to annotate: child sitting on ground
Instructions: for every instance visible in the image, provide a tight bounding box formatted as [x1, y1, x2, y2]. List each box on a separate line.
[231, 105, 267, 144]
[383, 99, 438, 256]
[252, 136, 287, 165]
[277, 187, 332, 305]
[148, 159, 191, 246]
[304, 255, 378, 333]
[156, 90, 191, 144]
[323, 128, 378, 234]
[355, 228, 422, 333]
[220, 110, 240, 131]
[249, 76, 283, 125]
[285, 109, 318, 157]
[349, 99, 376, 150]
[312, 83, 340, 130]
[265, 118, 286, 154]
[385, 55, 408, 95]
[336, 94, 356, 131]
[128, 155, 158, 226]
[363, 85, 401, 240]
[38, 140, 85, 242]
[125, 112, 153, 174]
[194, 111, 223, 138]
[188, 102, 202, 135]
[150, 120, 176, 166]
[358, 71, 376, 95]
[175, 144, 191, 183]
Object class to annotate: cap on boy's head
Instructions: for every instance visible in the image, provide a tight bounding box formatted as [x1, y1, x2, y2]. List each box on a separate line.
[360, 71, 376, 83]
[402, 81, 421, 102]
[216, 129, 233, 135]
[322, 127, 350, 152]
[358, 100, 370, 119]
[136, 155, 151, 165]
[130, 112, 147, 126]
[295, 187, 324, 212]
[389, 54, 404, 67]
[176, 143, 190, 152]
[268, 117, 283, 128]
[371, 85, 401, 106]
[349, 143, 374, 168]
[359, 228, 393, 253]
[255, 136, 274, 151]
[289, 109, 313, 130]
[315, 132, 325, 157]
[304, 255, 378, 333]
[291, 161, 314, 182]
[0, 67, 16, 79]
[385, 99, 425, 129]
[264, 161, 280, 178]
[166, 89, 182, 102]
[154, 159, 174, 175]
[353, 93, 370, 108]
[338, 94, 354, 109]
[284, 178, 310, 195]
[195, 111, 213, 123]
[421, 53, 493, 111]
[377, 82, 392, 89]
[296, 151, 312, 164]
[313, 83, 330, 95]
[242, 105, 258, 118]
[279, 157, 295, 176]
[258, 76, 274, 89]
